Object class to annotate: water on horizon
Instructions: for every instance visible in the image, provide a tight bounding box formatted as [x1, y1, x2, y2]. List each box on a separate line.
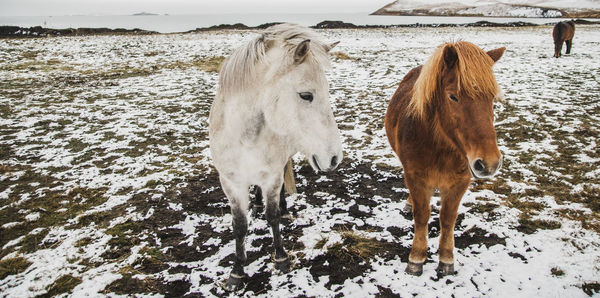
[0, 13, 584, 33]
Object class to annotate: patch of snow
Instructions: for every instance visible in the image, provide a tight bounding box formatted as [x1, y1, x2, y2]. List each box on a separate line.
[24, 212, 40, 222]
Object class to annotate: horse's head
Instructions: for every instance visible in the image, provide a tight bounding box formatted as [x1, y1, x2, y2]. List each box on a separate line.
[552, 30, 564, 58]
[440, 43, 505, 178]
[259, 25, 342, 172]
[412, 42, 505, 179]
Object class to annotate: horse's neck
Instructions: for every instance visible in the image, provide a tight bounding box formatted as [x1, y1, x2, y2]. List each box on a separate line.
[407, 96, 454, 150]
[216, 91, 264, 134]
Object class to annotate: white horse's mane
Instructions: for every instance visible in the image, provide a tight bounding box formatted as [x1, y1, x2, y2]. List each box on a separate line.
[218, 23, 331, 96]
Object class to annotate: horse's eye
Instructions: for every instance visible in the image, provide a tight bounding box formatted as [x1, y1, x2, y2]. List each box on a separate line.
[449, 94, 458, 102]
[298, 92, 313, 102]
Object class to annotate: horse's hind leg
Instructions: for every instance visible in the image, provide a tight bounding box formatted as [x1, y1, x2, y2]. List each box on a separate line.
[220, 177, 249, 291]
[405, 176, 432, 276]
[263, 176, 291, 272]
[437, 179, 469, 277]
[566, 39, 572, 54]
[279, 186, 289, 218]
[280, 157, 296, 220]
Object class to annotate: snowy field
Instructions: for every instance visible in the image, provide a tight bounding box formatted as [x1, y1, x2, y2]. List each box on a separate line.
[376, 0, 600, 17]
[1, 25, 599, 297]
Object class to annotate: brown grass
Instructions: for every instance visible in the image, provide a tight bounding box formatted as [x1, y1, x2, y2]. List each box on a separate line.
[0, 257, 31, 279]
[330, 51, 357, 61]
[327, 231, 382, 261]
[43, 275, 82, 297]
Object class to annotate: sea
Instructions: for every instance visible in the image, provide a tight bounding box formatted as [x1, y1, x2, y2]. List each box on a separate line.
[0, 13, 579, 33]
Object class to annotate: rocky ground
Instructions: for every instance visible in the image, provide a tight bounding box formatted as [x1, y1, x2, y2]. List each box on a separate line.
[0, 25, 599, 297]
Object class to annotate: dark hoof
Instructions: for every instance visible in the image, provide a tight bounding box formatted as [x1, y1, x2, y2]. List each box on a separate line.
[222, 274, 244, 291]
[274, 257, 291, 273]
[436, 262, 455, 277]
[405, 261, 423, 276]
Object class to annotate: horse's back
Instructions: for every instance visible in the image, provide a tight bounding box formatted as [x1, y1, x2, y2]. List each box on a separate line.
[553, 21, 575, 41]
[385, 66, 422, 156]
[565, 21, 575, 39]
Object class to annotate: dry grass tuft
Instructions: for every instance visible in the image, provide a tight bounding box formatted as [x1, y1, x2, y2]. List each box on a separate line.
[517, 215, 561, 234]
[0, 257, 31, 279]
[44, 275, 82, 297]
[330, 51, 357, 61]
[194, 56, 225, 72]
[327, 231, 382, 261]
[551, 267, 565, 277]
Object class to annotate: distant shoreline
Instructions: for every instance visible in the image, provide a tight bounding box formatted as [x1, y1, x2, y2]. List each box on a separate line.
[1, 19, 599, 38]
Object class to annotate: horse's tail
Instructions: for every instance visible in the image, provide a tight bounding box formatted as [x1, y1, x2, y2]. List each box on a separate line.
[553, 22, 564, 57]
[283, 158, 297, 195]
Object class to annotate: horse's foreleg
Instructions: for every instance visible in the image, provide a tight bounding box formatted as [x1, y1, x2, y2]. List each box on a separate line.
[405, 179, 432, 276]
[220, 178, 249, 291]
[404, 194, 414, 214]
[566, 39, 572, 54]
[264, 177, 290, 273]
[554, 41, 563, 58]
[437, 179, 469, 277]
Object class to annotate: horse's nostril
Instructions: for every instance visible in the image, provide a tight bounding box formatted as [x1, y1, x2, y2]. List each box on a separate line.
[330, 155, 338, 168]
[474, 159, 485, 172]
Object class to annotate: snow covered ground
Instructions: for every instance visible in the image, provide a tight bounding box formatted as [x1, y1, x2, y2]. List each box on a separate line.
[375, 0, 600, 17]
[1, 25, 599, 297]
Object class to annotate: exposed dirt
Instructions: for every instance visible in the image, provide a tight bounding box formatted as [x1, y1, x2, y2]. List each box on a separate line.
[86, 158, 514, 296]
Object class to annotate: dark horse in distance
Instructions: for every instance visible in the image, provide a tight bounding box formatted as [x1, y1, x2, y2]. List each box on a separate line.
[385, 41, 505, 276]
[553, 20, 575, 58]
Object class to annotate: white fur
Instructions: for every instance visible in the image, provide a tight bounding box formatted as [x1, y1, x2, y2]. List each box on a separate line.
[209, 23, 342, 207]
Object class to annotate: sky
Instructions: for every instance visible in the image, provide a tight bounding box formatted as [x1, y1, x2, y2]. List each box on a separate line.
[0, 0, 393, 16]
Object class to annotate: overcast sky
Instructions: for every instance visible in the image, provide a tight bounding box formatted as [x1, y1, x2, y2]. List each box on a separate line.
[0, 0, 393, 16]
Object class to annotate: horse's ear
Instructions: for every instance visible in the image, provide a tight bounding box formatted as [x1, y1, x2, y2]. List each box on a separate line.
[324, 41, 340, 52]
[442, 44, 458, 70]
[487, 47, 506, 63]
[294, 39, 311, 64]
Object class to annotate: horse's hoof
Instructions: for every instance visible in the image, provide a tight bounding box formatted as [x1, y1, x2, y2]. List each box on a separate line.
[405, 261, 423, 276]
[274, 257, 291, 273]
[403, 203, 412, 214]
[222, 274, 244, 291]
[436, 262, 455, 277]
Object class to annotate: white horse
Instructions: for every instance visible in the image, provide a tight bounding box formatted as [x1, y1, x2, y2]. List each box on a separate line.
[209, 23, 343, 291]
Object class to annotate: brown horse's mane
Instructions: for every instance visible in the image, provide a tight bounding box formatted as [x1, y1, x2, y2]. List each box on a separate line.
[408, 41, 499, 118]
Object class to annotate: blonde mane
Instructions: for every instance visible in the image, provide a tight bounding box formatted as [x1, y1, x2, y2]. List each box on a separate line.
[218, 23, 331, 96]
[409, 41, 499, 118]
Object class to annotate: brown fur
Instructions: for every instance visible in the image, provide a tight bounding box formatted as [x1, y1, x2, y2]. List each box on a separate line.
[553, 21, 575, 58]
[385, 41, 505, 274]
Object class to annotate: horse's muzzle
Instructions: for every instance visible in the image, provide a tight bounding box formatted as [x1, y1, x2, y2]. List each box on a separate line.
[311, 154, 341, 172]
[469, 155, 502, 179]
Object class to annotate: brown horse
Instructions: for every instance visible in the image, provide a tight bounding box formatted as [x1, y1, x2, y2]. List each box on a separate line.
[553, 20, 575, 58]
[385, 41, 505, 277]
